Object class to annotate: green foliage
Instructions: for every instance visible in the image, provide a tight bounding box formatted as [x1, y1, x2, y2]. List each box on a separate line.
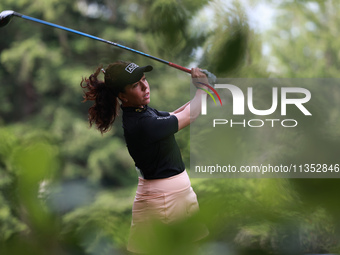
[0, 195, 26, 241]
[0, 126, 60, 245]
[268, 0, 340, 77]
[0, 130, 27, 241]
[61, 188, 134, 253]
[1, 0, 340, 254]
[203, 1, 250, 75]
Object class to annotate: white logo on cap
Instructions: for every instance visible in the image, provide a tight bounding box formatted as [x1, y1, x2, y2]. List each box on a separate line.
[125, 63, 139, 73]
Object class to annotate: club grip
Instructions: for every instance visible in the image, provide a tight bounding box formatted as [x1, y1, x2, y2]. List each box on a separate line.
[168, 62, 191, 74]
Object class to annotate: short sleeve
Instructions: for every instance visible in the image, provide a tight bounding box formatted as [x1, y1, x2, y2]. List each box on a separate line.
[140, 114, 178, 142]
[154, 109, 170, 117]
[158, 111, 170, 117]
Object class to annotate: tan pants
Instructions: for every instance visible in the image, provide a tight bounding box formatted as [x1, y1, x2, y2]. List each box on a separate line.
[127, 170, 209, 253]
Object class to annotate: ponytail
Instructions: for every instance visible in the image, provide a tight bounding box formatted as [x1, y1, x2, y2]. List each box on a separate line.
[80, 66, 120, 134]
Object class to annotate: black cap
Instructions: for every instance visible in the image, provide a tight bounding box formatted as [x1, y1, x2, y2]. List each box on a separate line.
[104, 61, 153, 92]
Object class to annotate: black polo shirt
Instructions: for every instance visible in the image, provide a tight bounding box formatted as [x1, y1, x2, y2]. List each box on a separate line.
[122, 105, 185, 179]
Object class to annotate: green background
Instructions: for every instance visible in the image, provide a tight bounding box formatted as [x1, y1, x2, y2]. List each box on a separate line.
[1, 0, 340, 254]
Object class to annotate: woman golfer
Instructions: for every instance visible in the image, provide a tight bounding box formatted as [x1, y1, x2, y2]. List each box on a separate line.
[81, 61, 209, 253]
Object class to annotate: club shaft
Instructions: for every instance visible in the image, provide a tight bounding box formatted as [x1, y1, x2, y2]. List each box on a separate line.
[12, 12, 191, 73]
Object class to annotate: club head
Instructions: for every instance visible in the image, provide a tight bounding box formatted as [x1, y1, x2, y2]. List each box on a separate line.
[0, 10, 15, 28]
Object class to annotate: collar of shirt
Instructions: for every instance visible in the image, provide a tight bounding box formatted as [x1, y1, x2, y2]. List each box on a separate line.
[121, 105, 148, 113]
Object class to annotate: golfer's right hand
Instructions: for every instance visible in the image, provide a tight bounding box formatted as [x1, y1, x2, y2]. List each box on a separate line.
[191, 68, 209, 90]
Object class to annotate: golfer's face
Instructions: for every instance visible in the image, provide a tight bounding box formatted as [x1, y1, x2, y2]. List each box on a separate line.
[122, 75, 150, 107]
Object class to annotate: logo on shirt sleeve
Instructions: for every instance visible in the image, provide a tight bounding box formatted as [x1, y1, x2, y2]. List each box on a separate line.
[157, 116, 171, 120]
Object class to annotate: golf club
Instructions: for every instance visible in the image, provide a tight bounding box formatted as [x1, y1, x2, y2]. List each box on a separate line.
[0, 10, 221, 103]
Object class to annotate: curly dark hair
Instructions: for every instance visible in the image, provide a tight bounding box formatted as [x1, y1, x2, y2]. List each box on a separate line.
[80, 66, 120, 134]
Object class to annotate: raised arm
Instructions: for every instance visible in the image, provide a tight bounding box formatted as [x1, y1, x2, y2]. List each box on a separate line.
[173, 68, 208, 131]
[170, 101, 190, 115]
